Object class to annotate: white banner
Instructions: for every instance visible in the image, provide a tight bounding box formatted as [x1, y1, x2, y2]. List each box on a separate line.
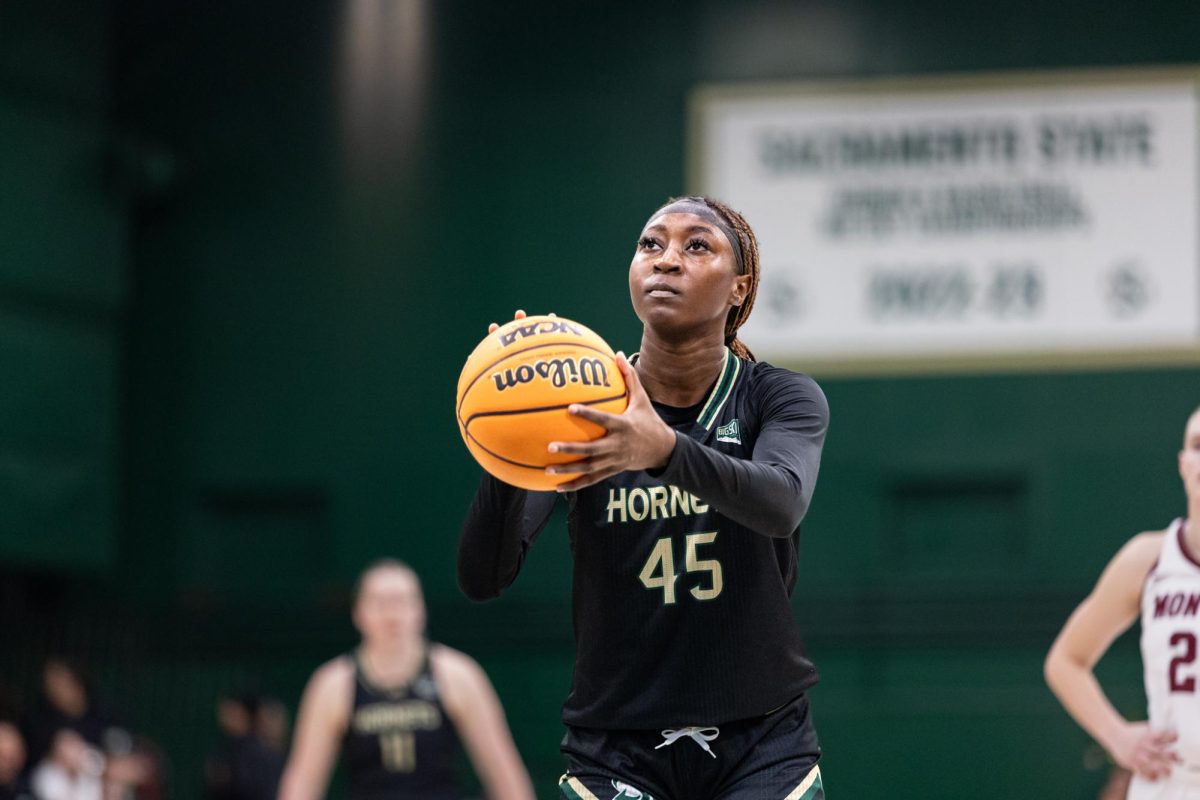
[691, 71, 1200, 369]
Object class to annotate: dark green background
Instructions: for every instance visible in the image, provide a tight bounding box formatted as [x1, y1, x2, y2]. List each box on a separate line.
[3, 1, 1200, 797]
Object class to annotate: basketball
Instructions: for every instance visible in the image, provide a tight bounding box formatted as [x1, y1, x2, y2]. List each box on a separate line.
[456, 315, 628, 490]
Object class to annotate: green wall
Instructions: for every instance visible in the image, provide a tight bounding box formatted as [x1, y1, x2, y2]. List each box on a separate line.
[3, 1, 1200, 798]
[0, 0, 122, 571]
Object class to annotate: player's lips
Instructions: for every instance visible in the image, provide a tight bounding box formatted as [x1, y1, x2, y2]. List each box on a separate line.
[645, 281, 680, 298]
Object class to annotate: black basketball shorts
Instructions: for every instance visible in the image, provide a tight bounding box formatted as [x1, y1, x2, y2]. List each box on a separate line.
[557, 693, 823, 800]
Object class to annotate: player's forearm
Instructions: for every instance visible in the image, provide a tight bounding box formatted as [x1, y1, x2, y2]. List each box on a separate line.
[458, 473, 554, 600]
[460, 714, 535, 800]
[276, 767, 323, 800]
[654, 432, 815, 538]
[1044, 650, 1128, 753]
[481, 756, 536, 800]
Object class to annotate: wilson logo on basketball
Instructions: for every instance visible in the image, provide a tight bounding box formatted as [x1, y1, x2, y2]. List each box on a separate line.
[497, 319, 584, 347]
[492, 357, 611, 392]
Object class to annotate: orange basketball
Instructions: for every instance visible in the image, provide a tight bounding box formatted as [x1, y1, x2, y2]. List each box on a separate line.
[456, 315, 628, 490]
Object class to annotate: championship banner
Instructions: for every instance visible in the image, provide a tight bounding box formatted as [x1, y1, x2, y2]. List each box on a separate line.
[689, 69, 1200, 371]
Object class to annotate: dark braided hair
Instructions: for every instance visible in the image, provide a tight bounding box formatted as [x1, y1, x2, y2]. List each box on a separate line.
[655, 196, 761, 361]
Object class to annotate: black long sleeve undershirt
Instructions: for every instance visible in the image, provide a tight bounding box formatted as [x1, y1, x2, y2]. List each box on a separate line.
[457, 368, 827, 601]
[458, 475, 556, 601]
[653, 372, 827, 538]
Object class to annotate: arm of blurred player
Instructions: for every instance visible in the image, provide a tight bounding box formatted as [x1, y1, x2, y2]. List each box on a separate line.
[277, 658, 353, 800]
[1044, 531, 1179, 781]
[434, 646, 535, 800]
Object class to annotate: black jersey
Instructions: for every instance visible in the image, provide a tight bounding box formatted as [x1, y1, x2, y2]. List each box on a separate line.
[460, 350, 828, 729]
[341, 647, 464, 800]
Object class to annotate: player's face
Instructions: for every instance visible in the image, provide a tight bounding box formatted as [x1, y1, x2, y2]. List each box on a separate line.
[353, 567, 426, 645]
[1179, 409, 1200, 499]
[629, 212, 750, 339]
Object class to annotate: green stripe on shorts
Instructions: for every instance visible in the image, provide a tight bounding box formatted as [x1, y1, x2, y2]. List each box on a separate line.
[785, 765, 824, 800]
[559, 774, 658, 800]
[559, 774, 597, 800]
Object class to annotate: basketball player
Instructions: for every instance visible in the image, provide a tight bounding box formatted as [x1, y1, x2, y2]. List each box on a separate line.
[460, 197, 829, 799]
[1045, 408, 1200, 798]
[277, 559, 534, 800]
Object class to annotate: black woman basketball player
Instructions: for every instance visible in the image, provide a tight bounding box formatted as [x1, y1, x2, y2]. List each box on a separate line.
[278, 559, 534, 800]
[460, 197, 829, 800]
[1046, 408, 1200, 799]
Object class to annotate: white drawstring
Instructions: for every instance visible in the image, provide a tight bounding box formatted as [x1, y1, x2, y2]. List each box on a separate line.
[654, 726, 720, 759]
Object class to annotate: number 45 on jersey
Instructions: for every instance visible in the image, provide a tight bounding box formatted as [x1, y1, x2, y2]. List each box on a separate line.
[639, 532, 724, 605]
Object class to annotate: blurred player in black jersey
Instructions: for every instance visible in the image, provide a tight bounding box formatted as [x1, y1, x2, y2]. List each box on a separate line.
[278, 559, 534, 800]
[460, 197, 829, 800]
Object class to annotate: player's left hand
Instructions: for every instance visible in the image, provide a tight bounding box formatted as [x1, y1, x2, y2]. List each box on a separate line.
[545, 353, 677, 491]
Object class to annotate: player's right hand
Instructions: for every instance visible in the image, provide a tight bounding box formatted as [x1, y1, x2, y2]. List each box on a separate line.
[545, 353, 676, 491]
[1109, 722, 1180, 781]
[487, 310, 555, 334]
[487, 309, 525, 334]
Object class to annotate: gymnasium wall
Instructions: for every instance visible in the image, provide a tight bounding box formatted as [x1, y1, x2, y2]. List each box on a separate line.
[4, 1, 1200, 798]
[0, 0, 122, 572]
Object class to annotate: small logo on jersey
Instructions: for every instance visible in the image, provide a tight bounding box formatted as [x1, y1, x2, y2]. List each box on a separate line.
[611, 781, 648, 799]
[715, 419, 741, 444]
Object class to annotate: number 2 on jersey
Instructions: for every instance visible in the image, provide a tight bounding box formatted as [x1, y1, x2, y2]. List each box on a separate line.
[1169, 631, 1197, 693]
[639, 532, 724, 605]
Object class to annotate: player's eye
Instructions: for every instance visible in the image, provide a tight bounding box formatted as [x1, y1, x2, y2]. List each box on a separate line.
[686, 238, 712, 251]
[638, 236, 661, 250]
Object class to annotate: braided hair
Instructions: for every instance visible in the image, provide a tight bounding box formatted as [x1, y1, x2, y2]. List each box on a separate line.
[653, 196, 761, 361]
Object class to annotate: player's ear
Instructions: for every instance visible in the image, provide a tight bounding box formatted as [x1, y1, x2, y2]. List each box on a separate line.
[729, 273, 751, 307]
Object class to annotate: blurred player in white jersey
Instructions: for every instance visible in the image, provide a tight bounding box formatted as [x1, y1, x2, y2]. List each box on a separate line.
[1046, 407, 1200, 799]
